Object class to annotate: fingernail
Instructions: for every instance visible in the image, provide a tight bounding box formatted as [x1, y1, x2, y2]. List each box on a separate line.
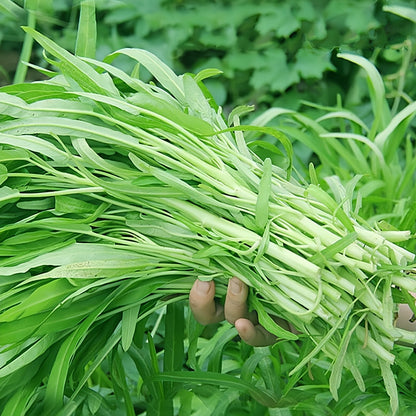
[230, 278, 242, 295]
[196, 279, 211, 295]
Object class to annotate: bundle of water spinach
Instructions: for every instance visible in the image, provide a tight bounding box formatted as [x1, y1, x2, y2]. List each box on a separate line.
[0, 29, 415, 414]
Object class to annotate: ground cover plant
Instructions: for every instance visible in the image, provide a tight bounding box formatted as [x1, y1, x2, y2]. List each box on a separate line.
[0, 12, 415, 415]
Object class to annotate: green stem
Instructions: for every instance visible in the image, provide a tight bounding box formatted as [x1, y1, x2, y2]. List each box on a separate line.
[162, 197, 321, 279]
[13, 10, 36, 84]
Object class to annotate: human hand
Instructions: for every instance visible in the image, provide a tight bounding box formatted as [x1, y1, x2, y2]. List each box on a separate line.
[189, 276, 279, 347]
[396, 291, 416, 331]
[190, 277, 416, 348]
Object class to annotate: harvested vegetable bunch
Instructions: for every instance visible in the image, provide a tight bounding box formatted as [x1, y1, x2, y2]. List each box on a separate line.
[0, 29, 415, 414]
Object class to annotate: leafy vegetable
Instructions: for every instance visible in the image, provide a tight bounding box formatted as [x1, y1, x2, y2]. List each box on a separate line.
[0, 29, 415, 416]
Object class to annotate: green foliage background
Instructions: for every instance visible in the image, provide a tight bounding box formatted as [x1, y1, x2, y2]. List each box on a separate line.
[1, 0, 415, 111]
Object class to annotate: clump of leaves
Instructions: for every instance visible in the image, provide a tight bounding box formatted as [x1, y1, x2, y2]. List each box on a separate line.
[0, 25, 415, 416]
[247, 48, 416, 252]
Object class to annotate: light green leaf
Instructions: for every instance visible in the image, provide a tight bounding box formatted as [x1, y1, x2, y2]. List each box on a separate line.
[0, 186, 20, 204]
[55, 195, 97, 214]
[0, 0, 24, 18]
[0, 333, 61, 377]
[106, 48, 186, 104]
[217, 125, 293, 177]
[194, 68, 223, 83]
[0, 243, 139, 275]
[0, 279, 74, 322]
[75, 0, 96, 58]
[250, 295, 298, 340]
[44, 282, 128, 409]
[22, 27, 119, 97]
[374, 101, 416, 163]
[0, 132, 69, 163]
[128, 92, 215, 136]
[383, 5, 416, 23]
[164, 302, 184, 373]
[255, 157, 272, 230]
[121, 305, 140, 352]
[337, 53, 391, 136]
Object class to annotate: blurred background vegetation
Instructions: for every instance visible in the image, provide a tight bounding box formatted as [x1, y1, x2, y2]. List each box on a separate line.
[1, 0, 415, 115]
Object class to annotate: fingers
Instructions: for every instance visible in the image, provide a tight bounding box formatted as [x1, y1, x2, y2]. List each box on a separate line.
[189, 279, 224, 325]
[224, 278, 276, 346]
[396, 303, 416, 331]
[190, 277, 278, 347]
[396, 292, 416, 331]
[224, 277, 251, 324]
[234, 318, 277, 347]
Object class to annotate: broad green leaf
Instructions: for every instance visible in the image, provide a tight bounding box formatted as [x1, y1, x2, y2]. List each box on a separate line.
[0, 82, 70, 103]
[55, 195, 97, 214]
[183, 74, 213, 122]
[294, 48, 335, 79]
[0, 148, 30, 161]
[0, 186, 19, 205]
[17, 198, 54, 211]
[86, 388, 103, 415]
